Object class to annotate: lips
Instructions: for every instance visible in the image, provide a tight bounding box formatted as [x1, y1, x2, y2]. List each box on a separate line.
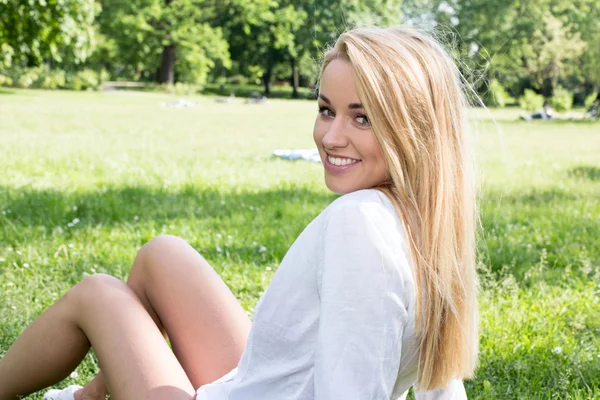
[324, 154, 362, 173]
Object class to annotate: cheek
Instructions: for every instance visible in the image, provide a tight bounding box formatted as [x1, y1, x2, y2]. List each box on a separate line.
[313, 119, 324, 144]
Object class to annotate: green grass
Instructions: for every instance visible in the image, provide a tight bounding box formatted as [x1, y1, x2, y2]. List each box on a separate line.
[0, 89, 599, 399]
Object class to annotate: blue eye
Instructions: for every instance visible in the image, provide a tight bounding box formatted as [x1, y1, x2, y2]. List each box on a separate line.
[318, 106, 334, 117]
[355, 114, 370, 126]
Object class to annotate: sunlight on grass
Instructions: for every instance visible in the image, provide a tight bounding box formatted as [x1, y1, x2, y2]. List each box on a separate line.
[0, 89, 599, 399]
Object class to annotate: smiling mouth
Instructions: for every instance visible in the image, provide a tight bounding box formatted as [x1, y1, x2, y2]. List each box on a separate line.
[325, 152, 361, 166]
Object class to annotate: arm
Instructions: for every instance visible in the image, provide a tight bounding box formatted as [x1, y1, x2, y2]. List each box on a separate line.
[314, 200, 411, 399]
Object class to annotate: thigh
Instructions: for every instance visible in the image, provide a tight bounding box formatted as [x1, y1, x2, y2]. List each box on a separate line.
[72, 274, 195, 400]
[128, 235, 252, 389]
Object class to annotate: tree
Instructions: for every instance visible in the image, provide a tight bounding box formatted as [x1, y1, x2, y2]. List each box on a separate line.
[0, 0, 98, 69]
[221, 0, 405, 97]
[97, 0, 230, 85]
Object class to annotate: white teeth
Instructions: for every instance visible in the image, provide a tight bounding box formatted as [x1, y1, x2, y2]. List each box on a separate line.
[328, 155, 359, 166]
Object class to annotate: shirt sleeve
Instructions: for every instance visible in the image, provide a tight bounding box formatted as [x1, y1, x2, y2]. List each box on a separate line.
[314, 199, 410, 399]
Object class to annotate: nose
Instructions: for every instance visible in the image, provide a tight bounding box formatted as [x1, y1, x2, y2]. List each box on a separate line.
[321, 117, 349, 150]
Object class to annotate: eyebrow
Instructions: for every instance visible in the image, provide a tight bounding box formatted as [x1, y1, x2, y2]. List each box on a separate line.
[319, 94, 364, 110]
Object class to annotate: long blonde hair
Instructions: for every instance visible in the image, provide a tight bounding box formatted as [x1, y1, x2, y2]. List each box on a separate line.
[319, 26, 478, 390]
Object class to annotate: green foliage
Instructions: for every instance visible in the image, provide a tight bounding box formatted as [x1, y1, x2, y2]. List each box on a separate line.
[40, 70, 67, 90]
[96, 0, 230, 85]
[584, 93, 598, 109]
[1, 0, 598, 100]
[486, 79, 514, 108]
[227, 75, 249, 85]
[519, 89, 545, 112]
[550, 86, 573, 113]
[0, 74, 13, 87]
[65, 69, 103, 91]
[16, 70, 39, 89]
[0, 67, 107, 91]
[0, 0, 98, 68]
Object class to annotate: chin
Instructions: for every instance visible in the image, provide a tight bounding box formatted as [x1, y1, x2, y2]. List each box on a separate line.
[325, 179, 362, 195]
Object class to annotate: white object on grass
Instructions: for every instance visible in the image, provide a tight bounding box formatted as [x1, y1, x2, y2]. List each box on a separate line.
[43, 385, 83, 400]
[272, 148, 321, 163]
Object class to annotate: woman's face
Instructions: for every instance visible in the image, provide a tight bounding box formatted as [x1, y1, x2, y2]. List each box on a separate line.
[313, 58, 388, 194]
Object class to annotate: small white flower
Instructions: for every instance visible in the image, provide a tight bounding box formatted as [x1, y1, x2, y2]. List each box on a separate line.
[259, 246, 267, 253]
[68, 243, 75, 249]
[252, 241, 258, 246]
[7, 247, 13, 252]
[67, 222, 74, 228]
[227, 235, 232, 240]
[11, 306, 16, 310]
[70, 371, 79, 378]
[0, 258, 5, 262]
[552, 347, 562, 354]
[16, 250, 22, 255]
[216, 246, 222, 253]
[216, 233, 222, 238]
[73, 206, 78, 211]
[23, 263, 29, 267]
[133, 215, 139, 221]
[6, 282, 13, 286]
[265, 266, 272, 271]
[249, 206, 255, 211]
[220, 200, 225, 205]
[72, 218, 80, 224]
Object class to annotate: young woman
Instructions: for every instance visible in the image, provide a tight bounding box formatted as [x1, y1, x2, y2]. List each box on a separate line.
[0, 25, 478, 400]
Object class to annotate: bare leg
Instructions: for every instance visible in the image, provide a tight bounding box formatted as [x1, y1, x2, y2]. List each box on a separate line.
[77, 235, 251, 398]
[0, 274, 195, 400]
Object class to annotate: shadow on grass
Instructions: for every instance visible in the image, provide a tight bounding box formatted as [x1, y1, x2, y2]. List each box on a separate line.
[568, 165, 600, 181]
[0, 185, 334, 225]
[0, 184, 336, 258]
[2, 184, 598, 284]
[0, 88, 16, 95]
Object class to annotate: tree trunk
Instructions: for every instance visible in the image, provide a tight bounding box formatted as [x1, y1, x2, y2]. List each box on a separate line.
[264, 61, 272, 96]
[291, 57, 299, 99]
[157, 0, 176, 84]
[158, 44, 176, 84]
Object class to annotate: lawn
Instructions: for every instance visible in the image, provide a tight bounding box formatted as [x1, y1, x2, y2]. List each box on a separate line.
[0, 89, 599, 399]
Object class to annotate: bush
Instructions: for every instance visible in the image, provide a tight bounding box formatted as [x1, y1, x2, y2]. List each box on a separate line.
[519, 89, 545, 112]
[486, 79, 514, 108]
[0, 74, 13, 87]
[40, 70, 66, 90]
[228, 75, 248, 85]
[66, 69, 100, 91]
[550, 86, 573, 113]
[166, 82, 199, 96]
[16, 70, 40, 88]
[584, 92, 598, 109]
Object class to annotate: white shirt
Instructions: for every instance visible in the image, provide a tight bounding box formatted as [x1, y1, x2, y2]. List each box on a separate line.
[196, 189, 467, 400]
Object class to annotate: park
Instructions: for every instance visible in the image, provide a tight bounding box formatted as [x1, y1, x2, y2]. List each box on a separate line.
[1, 1, 600, 399]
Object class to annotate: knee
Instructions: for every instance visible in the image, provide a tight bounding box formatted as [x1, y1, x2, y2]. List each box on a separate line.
[142, 235, 189, 257]
[134, 235, 198, 276]
[69, 273, 129, 307]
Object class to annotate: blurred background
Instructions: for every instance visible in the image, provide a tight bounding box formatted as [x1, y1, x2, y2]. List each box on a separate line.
[0, 0, 599, 110]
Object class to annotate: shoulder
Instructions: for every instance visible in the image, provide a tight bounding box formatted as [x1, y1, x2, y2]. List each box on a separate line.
[323, 189, 399, 231]
[321, 189, 410, 261]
